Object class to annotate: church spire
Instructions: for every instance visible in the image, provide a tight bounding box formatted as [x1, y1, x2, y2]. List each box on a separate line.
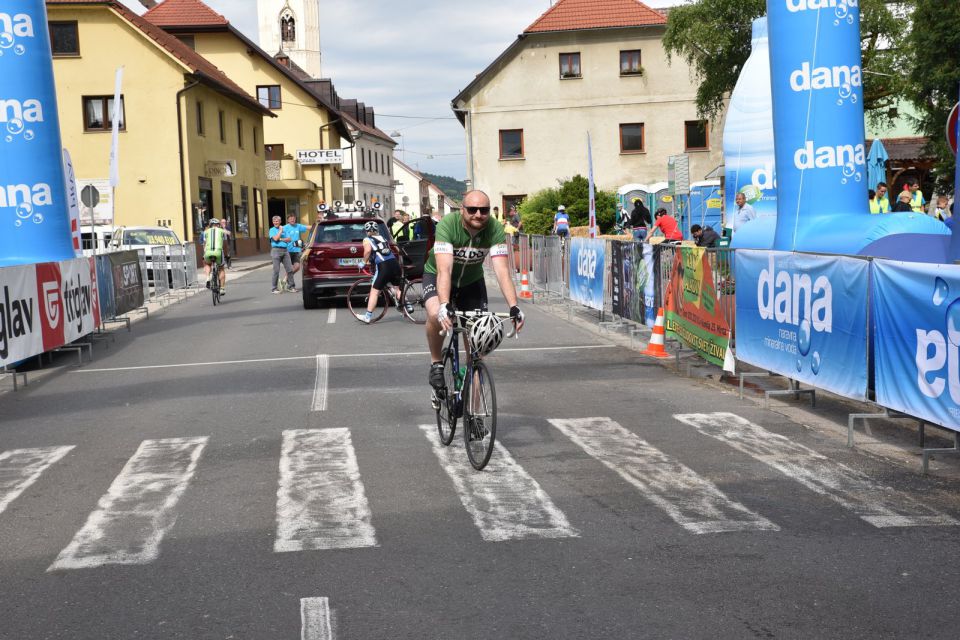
[257, 0, 322, 78]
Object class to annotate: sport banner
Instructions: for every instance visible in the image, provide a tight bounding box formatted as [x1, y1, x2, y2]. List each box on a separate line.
[108, 250, 144, 316]
[96, 255, 117, 322]
[663, 247, 730, 367]
[568, 237, 605, 311]
[611, 241, 656, 327]
[873, 260, 960, 431]
[735, 250, 869, 399]
[1, 256, 101, 368]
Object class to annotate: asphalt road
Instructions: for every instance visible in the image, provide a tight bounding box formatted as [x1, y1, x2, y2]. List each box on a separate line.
[1, 266, 960, 640]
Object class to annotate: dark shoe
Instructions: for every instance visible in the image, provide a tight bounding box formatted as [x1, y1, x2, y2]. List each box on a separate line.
[468, 417, 489, 441]
[429, 362, 445, 390]
[205, 281, 211, 289]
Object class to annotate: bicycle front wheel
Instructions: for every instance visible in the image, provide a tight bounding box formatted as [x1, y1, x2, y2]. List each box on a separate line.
[400, 279, 427, 324]
[347, 278, 388, 323]
[463, 360, 497, 470]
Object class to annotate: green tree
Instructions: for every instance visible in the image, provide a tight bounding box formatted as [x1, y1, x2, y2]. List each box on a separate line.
[517, 175, 618, 234]
[903, 0, 960, 193]
[663, 0, 901, 127]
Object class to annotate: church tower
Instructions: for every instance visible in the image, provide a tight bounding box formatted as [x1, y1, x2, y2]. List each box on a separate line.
[257, 0, 322, 78]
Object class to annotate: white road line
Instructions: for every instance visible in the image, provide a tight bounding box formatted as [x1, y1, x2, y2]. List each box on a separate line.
[419, 424, 579, 542]
[0, 446, 75, 516]
[301, 597, 333, 640]
[548, 418, 778, 535]
[275, 429, 378, 552]
[327, 307, 337, 324]
[311, 355, 329, 412]
[674, 412, 959, 528]
[48, 437, 208, 571]
[71, 345, 616, 373]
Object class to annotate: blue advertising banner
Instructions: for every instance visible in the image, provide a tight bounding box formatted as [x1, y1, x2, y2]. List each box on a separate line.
[873, 260, 960, 432]
[568, 237, 605, 311]
[735, 250, 869, 399]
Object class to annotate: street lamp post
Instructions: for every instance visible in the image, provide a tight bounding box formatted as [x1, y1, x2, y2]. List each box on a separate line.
[390, 130, 404, 164]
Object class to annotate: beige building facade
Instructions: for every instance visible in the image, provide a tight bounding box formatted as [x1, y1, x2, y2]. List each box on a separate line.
[452, 0, 723, 212]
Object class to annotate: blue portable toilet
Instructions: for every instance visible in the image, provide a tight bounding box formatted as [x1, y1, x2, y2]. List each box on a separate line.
[688, 180, 723, 238]
[617, 183, 650, 213]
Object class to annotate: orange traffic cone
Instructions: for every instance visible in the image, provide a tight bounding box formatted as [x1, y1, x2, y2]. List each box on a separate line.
[519, 270, 533, 299]
[641, 308, 672, 359]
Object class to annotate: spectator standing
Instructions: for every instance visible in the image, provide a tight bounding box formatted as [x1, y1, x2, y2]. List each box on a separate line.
[733, 192, 757, 231]
[390, 210, 406, 239]
[909, 180, 926, 213]
[284, 213, 309, 290]
[492, 206, 502, 223]
[691, 224, 720, 248]
[628, 198, 651, 241]
[934, 195, 951, 221]
[269, 215, 295, 293]
[653, 208, 683, 241]
[892, 191, 913, 212]
[870, 182, 890, 214]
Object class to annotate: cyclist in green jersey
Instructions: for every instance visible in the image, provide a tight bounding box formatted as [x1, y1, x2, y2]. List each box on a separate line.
[423, 190, 525, 389]
[202, 218, 227, 295]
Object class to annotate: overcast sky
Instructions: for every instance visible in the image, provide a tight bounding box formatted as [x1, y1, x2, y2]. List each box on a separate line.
[119, 0, 673, 179]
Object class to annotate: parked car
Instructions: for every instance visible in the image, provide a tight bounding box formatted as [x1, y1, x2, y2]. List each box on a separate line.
[109, 226, 183, 287]
[300, 217, 397, 309]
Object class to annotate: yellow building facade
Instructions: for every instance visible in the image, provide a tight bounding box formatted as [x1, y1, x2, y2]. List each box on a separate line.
[143, 0, 348, 228]
[47, 0, 273, 255]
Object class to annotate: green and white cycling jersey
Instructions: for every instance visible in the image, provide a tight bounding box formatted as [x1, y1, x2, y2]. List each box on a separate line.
[424, 213, 509, 287]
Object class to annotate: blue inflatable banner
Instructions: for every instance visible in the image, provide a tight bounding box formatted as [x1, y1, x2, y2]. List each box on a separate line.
[0, 0, 77, 266]
[735, 250, 869, 399]
[873, 260, 960, 432]
[568, 237, 605, 311]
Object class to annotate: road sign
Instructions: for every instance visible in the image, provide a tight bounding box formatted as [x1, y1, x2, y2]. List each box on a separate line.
[80, 185, 100, 208]
[947, 103, 958, 155]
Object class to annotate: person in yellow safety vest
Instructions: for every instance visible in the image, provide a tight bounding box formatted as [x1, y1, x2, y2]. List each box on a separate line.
[869, 182, 890, 214]
[392, 212, 414, 241]
[909, 180, 926, 213]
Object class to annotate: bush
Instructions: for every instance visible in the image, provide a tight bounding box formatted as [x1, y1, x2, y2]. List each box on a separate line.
[518, 175, 618, 235]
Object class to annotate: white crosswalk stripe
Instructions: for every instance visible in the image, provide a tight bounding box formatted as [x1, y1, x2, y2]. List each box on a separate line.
[548, 417, 779, 534]
[48, 437, 208, 571]
[0, 446, 75, 517]
[275, 429, 378, 552]
[301, 597, 334, 640]
[674, 412, 958, 528]
[419, 424, 579, 542]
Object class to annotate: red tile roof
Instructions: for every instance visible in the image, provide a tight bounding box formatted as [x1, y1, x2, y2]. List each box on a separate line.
[47, 0, 270, 116]
[143, 0, 228, 27]
[524, 0, 666, 33]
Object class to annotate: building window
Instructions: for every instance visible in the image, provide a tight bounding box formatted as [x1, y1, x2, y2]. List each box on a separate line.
[361, 149, 366, 171]
[257, 85, 281, 109]
[620, 123, 645, 153]
[499, 129, 524, 159]
[237, 119, 244, 148]
[559, 52, 581, 79]
[281, 15, 296, 43]
[253, 127, 259, 155]
[49, 22, 80, 56]
[265, 143, 284, 161]
[218, 110, 226, 143]
[176, 35, 195, 50]
[684, 120, 709, 151]
[82, 96, 125, 132]
[620, 50, 642, 75]
[195, 100, 205, 136]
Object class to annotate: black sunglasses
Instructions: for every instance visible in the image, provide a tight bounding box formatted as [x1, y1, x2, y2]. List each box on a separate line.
[465, 206, 491, 216]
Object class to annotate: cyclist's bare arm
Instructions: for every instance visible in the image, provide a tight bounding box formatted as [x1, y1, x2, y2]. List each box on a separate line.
[433, 251, 454, 331]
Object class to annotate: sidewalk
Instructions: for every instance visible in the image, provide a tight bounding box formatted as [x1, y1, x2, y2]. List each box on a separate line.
[228, 253, 272, 272]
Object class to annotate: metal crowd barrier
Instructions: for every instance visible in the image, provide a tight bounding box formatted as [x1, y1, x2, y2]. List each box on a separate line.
[654, 243, 737, 345]
[183, 243, 199, 287]
[137, 249, 151, 302]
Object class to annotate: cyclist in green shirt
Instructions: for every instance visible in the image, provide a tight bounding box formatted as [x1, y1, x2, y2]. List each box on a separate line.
[202, 218, 227, 295]
[423, 190, 525, 390]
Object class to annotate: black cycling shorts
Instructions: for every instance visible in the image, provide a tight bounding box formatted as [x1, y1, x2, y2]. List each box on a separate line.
[372, 259, 402, 291]
[422, 273, 488, 312]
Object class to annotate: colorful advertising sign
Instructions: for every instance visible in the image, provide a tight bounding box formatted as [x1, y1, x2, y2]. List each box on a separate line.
[568, 237, 605, 311]
[735, 250, 868, 399]
[0, 0, 78, 266]
[611, 241, 656, 327]
[663, 247, 730, 367]
[873, 260, 960, 432]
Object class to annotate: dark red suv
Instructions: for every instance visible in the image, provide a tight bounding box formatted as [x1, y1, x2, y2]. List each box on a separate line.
[300, 217, 394, 309]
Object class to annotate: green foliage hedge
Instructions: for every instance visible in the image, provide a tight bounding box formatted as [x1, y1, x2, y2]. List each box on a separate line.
[517, 175, 618, 235]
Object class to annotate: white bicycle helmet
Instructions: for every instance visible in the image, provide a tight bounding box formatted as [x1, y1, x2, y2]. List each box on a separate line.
[558, 204, 566, 211]
[363, 221, 379, 233]
[469, 314, 505, 357]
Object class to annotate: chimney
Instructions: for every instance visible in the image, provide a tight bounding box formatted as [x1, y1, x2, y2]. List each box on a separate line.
[139, 1, 158, 8]
[364, 107, 375, 129]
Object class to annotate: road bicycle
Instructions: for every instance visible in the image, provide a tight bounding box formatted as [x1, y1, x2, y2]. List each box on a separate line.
[209, 260, 222, 305]
[433, 309, 516, 471]
[346, 266, 427, 324]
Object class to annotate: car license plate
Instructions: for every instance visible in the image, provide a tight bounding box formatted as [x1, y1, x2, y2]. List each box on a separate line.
[339, 258, 365, 266]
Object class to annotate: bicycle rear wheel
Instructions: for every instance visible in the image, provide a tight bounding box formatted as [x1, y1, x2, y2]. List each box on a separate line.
[211, 265, 220, 305]
[400, 279, 427, 324]
[346, 278, 388, 323]
[463, 360, 497, 470]
[435, 348, 458, 446]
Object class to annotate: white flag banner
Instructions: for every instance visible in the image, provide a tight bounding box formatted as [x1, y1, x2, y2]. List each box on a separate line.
[587, 132, 597, 238]
[62, 149, 82, 256]
[109, 67, 124, 188]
